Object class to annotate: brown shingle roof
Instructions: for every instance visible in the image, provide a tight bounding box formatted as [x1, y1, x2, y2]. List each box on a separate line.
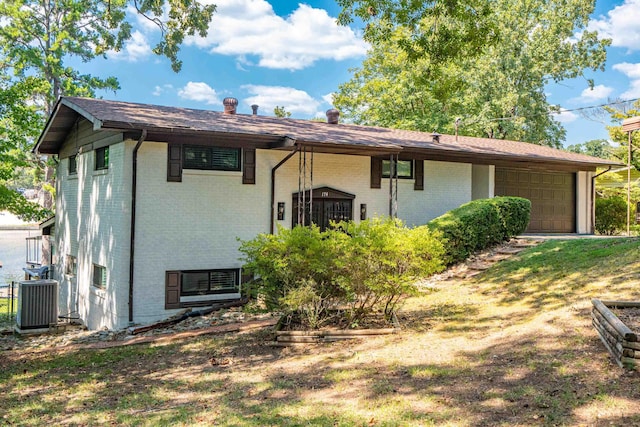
[35, 96, 619, 170]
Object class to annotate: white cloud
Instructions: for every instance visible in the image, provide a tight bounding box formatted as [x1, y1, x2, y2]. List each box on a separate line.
[578, 84, 614, 102]
[241, 85, 320, 115]
[152, 84, 174, 96]
[107, 30, 152, 62]
[613, 62, 640, 99]
[552, 108, 578, 123]
[186, 0, 368, 70]
[614, 62, 640, 79]
[322, 93, 335, 106]
[588, 0, 640, 50]
[178, 82, 220, 105]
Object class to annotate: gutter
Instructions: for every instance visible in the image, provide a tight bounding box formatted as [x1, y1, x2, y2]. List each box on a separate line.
[591, 166, 612, 233]
[270, 141, 299, 234]
[129, 130, 147, 324]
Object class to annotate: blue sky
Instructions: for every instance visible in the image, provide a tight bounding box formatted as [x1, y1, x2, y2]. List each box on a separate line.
[80, 0, 640, 147]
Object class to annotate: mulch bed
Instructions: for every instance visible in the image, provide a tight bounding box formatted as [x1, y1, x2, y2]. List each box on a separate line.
[612, 307, 640, 333]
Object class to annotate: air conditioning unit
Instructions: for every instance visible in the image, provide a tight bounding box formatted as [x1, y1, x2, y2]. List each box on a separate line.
[16, 280, 59, 332]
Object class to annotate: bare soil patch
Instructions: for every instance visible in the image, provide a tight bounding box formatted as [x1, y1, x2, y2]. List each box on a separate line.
[612, 307, 640, 333]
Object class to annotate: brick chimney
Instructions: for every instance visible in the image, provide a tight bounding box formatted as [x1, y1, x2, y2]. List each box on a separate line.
[223, 97, 238, 115]
[251, 104, 259, 115]
[326, 108, 340, 124]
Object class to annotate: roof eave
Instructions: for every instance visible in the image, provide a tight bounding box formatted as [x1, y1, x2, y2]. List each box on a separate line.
[33, 97, 104, 155]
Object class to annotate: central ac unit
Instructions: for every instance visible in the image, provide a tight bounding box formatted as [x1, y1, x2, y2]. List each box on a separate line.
[16, 280, 58, 332]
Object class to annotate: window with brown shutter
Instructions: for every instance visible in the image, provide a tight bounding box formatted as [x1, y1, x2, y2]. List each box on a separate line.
[414, 160, 424, 190]
[167, 143, 182, 182]
[243, 148, 256, 184]
[165, 271, 181, 309]
[370, 157, 382, 189]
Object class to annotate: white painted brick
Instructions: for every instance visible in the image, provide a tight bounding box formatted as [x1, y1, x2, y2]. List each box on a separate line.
[57, 140, 475, 329]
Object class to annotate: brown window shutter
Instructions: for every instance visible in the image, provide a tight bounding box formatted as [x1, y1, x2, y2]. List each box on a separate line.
[167, 143, 182, 182]
[165, 271, 181, 309]
[370, 157, 382, 189]
[414, 160, 424, 190]
[242, 148, 256, 184]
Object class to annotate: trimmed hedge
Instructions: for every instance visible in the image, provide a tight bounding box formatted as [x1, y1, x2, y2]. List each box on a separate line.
[595, 196, 627, 235]
[427, 197, 531, 265]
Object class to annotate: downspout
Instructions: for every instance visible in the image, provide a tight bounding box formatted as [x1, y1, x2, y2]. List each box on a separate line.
[591, 166, 612, 233]
[129, 130, 147, 324]
[271, 143, 299, 234]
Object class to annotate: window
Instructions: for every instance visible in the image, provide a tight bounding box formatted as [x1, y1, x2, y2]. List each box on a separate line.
[382, 159, 413, 179]
[65, 255, 77, 276]
[95, 147, 109, 170]
[92, 264, 107, 289]
[68, 155, 77, 175]
[183, 145, 241, 171]
[181, 269, 239, 296]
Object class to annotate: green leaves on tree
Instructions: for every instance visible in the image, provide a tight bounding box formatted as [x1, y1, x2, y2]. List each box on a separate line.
[335, 0, 610, 147]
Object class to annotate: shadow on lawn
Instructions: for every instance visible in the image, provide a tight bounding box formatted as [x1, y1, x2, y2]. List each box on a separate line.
[475, 238, 640, 312]
[4, 322, 640, 426]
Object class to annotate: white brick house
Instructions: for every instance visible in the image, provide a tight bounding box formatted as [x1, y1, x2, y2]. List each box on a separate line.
[35, 97, 618, 330]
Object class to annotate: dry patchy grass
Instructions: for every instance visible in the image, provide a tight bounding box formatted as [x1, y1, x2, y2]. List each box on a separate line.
[2, 238, 640, 426]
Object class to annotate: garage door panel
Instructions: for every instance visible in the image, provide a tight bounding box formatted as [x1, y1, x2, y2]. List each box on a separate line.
[495, 168, 575, 233]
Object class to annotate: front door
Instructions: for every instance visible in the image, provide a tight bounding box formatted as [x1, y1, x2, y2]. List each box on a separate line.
[292, 187, 355, 231]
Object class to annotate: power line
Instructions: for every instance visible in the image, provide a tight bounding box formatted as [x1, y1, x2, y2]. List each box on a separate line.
[474, 97, 640, 124]
[551, 97, 640, 115]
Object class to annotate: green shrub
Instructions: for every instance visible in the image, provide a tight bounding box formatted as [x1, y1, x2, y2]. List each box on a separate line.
[595, 196, 627, 235]
[239, 218, 445, 328]
[339, 219, 445, 320]
[491, 196, 531, 238]
[427, 197, 531, 265]
[238, 224, 349, 328]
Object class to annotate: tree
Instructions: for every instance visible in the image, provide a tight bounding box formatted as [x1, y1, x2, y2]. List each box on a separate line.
[603, 99, 640, 170]
[0, 77, 51, 220]
[335, 0, 609, 146]
[337, 0, 496, 64]
[566, 139, 612, 159]
[273, 106, 292, 118]
[0, 0, 216, 219]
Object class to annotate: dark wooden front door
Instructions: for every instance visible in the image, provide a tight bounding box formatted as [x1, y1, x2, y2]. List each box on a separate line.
[292, 187, 355, 231]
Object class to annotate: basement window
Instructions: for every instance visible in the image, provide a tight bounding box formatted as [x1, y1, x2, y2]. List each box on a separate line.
[183, 145, 241, 171]
[65, 255, 77, 276]
[180, 269, 240, 296]
[382, 159, 413, 179]
[92, 264, 107, 289]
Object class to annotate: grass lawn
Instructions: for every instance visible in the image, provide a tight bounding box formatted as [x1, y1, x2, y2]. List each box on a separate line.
[1, 238, 640, 426]
[0, 296, 17, 329]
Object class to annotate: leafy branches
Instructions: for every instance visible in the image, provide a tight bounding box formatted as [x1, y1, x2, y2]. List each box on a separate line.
[0, 0, 216, 216]
[335, 0, 610, 146]
[239, 218, 445, 329]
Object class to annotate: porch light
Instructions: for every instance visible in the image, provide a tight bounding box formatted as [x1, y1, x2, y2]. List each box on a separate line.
[360, 204, 367, 220]
[277, 202, 285, 221]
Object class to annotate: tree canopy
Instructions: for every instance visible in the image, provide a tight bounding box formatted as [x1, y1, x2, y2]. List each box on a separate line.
[604, 100, 640, 170]
[566, 139, 612, 159]
[0, 0, 215, 219]
[334, 0, 610, 147]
